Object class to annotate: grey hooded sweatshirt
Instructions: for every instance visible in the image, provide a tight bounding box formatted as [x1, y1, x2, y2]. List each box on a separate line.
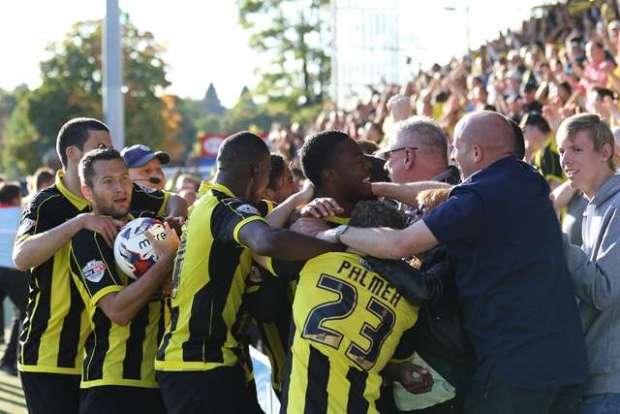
[565, 173, 620, 395]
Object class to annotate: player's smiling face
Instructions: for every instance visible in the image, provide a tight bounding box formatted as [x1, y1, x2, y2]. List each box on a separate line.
[87, 159, 133, 219]
[331, 139, 372, 202]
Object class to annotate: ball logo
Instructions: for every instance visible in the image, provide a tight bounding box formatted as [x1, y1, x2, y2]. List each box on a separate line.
[114, 217, 163, 279]
[82, 260, 107, 283]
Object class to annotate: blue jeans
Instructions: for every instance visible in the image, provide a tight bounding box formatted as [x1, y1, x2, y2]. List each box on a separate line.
[581, 394, 620, 414]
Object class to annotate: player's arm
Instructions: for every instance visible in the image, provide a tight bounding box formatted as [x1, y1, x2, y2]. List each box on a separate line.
[328, 187, 484, 259]
[164, 193, 188, 218]
[14, 212, 123, 271]
[372, 181, 453, 207]
[97, 223, 179, 326]
[240, 221, 341, 260]
[317, 220, 438, 259]
[131, 184, 188, 218]
[264, 182, 314, 228]
[382, 326, 433, 394]
[382, 362, 433, 394]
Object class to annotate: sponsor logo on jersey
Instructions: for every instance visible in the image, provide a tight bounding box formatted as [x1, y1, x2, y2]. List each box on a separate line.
[236, 204, 259, 215]
[82, 260, 107, 283]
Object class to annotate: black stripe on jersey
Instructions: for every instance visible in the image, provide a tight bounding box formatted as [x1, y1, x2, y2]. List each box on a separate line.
[56, 276, 85, 367]
[158, 299, 169, 344]
[86, 308, 112, 381]
[280, 320, 296, 411]
[181, 238, 243, 363]
[21, 259, 53, 365]
[346, 367, 369, 413]
[122, 305, 150, 380]
[157, 306, 179, 361]
[304, 346, 330, 414]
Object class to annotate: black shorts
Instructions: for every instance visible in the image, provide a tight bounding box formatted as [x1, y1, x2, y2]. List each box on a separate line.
[20, 372, 80, 414]
[79, 386, 166, 414]
[157, 366, 262, 414]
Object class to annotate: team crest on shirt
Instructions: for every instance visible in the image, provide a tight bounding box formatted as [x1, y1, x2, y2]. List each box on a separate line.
[82, 260, 107, 283]
[17, 218, 35, 236]
[236, 204, 259, 215]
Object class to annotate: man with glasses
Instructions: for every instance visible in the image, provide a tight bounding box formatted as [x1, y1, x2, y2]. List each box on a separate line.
[373, 116, 460, 218]
[381, 116, 459, 186]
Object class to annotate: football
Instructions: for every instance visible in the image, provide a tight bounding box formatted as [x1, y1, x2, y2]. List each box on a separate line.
[113, 217, 167, 279]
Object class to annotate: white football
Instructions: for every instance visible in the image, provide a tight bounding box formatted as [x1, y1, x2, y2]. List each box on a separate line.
[113, 217, 166, 279]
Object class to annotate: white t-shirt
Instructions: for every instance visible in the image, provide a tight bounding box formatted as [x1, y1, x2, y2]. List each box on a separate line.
[0, 207, 21, 268]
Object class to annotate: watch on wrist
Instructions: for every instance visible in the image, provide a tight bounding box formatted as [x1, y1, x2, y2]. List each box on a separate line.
[333, 224, 349, 243]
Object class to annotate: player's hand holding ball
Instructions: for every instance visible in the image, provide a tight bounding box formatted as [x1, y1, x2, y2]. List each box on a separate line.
[146, 222, 180, 259]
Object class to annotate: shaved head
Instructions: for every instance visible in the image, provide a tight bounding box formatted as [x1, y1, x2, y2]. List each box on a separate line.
[457, 111, 518, 151]
[452, 111, 521, 178]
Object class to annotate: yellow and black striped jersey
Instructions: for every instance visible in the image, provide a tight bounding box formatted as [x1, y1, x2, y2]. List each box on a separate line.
[69, 226, 163, 388]
[155, 182, 266, 372]
[266, 252, 419, 414]
[256, 214, 351, 394]
[17, 171, 169, 375]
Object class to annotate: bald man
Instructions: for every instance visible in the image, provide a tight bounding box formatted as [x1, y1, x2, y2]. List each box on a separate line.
[318, 112, 587, 414]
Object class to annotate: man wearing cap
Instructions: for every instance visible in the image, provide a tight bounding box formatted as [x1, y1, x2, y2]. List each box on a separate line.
[121, 144, 171, 191]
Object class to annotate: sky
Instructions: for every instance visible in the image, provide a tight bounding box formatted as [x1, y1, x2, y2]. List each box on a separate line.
[0, 0, 551, 107]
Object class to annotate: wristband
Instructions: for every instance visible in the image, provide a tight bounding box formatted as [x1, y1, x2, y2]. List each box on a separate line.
[333, 224, 349, 243]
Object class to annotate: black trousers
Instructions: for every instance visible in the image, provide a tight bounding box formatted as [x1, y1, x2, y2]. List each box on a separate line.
[21, 372, 81, 414]
[0, 266, 27, 367]
[464, 376, 582, 414]
[157, 366, 263, 414]
[79, 386, 166, 414]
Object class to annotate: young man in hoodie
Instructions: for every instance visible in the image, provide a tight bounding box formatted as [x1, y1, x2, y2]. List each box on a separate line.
[558, 113, 620, 413]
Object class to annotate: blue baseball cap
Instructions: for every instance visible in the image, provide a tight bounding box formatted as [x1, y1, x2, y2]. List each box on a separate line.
[120, 144, 170, 168]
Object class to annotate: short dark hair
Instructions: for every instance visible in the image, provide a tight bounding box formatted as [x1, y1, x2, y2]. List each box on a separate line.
[593, 87, 617, 101]
[520, 112, 551, 135]
[0, 182, 21, 204]
[56, 118, 110, 168]
[300, 130, 350, 187]
[358, 139, 379, 155]
[79, 147, 124, 188]
[268, 154, 286, 191]
[350, 200, 408, 229]
[31, 167, 55, 192]
[217, 131, 270, 176]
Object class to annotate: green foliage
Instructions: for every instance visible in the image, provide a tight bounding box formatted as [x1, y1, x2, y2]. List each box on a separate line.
[2, 15, 173, 177]
[237, 0, 331, 110]
[2, 89, 40, 178]
[223, 87, 277, 132]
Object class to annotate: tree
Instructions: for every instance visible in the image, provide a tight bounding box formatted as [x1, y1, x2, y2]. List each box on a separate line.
[4, 15, 176, 176]
[238, 0, 331, 110]
[2, 88, 39, 177]
[223, 87, 277, 133]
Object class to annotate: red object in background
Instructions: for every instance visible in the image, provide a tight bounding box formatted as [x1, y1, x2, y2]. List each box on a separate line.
[199, 134, 226, 158]
[198, 133, 268, 159]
